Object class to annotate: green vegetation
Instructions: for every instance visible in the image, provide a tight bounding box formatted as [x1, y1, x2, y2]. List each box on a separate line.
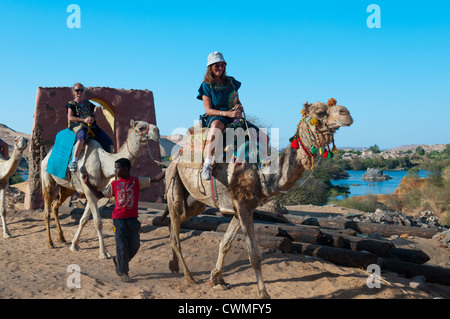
[273, 144, 450, 224]
[273, 160, 349, 206]
[9, 171, 23, 185]
[334, 145, 450, 224]
[329, 195, 391, 213]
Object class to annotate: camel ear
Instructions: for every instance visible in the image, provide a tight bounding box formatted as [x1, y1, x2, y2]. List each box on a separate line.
[303, 101, 310, 113]
[130, 119, 135, 128]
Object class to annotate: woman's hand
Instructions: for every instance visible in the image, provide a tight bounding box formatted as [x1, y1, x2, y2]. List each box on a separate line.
[234, 103, 243, 112]
[229, 109, 242, 119]
[85, 116, 95, 125]
[229, 104, 243, 118]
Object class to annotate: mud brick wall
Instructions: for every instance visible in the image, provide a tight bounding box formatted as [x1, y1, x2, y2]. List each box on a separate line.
[25, 87, 163, 209]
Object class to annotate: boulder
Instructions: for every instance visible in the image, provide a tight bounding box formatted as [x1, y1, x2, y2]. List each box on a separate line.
[362, 168, 392, 181]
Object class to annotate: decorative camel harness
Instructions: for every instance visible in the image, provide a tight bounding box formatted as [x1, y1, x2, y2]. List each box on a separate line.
[289, 98, 339, 169]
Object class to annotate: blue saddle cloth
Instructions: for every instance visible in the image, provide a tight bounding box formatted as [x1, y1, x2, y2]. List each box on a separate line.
[47, 129, 76, 179]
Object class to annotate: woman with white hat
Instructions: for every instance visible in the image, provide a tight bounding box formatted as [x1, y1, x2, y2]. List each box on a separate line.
[197, 51, 246, 180]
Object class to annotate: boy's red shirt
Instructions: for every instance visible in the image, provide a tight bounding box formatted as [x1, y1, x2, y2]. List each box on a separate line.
[110, 176, 140, 219]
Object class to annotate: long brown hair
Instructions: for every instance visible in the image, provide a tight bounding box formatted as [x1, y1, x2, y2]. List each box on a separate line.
[203, 65, 230, 87]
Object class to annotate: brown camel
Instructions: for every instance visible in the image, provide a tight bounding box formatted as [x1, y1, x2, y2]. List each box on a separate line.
[164, 99, 353, 298]
[40, 120, 159, 258]
[0, 136, 28, 238]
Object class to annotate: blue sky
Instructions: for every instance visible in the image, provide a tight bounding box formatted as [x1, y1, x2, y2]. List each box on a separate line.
[0, 0, 449, 150]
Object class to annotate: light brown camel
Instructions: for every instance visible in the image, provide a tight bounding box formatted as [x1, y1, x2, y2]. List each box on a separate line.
[40, 120, 159, 258]
[164, 99, 353, 298]
[0, 136, 28, 238]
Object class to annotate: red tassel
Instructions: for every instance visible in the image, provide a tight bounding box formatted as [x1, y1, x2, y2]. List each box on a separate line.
[322, 150, 329, 158]
[291, 139, 299, 149]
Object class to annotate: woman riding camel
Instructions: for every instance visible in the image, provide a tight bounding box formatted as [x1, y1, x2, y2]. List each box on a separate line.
[197, 51, 260, 180]
[66, 83, 114, 171]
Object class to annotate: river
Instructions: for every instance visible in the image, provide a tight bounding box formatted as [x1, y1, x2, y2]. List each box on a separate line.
[330, 170, 428, 200]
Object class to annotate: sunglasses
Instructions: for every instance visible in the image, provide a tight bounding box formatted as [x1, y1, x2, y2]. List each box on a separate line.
[213, 63, 226, 69]
[74, 88, 84, 93]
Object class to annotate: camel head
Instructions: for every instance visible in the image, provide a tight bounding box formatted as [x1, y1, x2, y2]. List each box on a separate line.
[303, 101, 328, 121]
[302, 99, 353, 133]
[14, 136, 28, 152]
[130, 119, 160, 143]
[322, 103, 353, 131]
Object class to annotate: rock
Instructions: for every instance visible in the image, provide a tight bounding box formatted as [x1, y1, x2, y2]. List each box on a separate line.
[444, 231, 450, 245]
[368, 232, 383, 240]
[362, 168, 393, 181]
[301, 217, 320, 226]
[258, 200, 287, 215]
[409, 275, 428, 291]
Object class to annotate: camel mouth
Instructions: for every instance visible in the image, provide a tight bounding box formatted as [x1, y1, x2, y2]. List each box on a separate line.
[337, 120, 353, 127]
[330, 117, 353, 128]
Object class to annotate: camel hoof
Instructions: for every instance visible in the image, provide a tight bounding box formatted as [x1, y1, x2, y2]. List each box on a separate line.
[212, 281, 231, 290]
[258, 290, 271, 299]
[169, 260, 179, 273]
[69, 244, 79, 252]
[184, 277, 197, 285]
[57, 236, 66, 243]
[3, 233, 12, 239]
[47, 241, 55, 249]
[99, 251, 112, 259]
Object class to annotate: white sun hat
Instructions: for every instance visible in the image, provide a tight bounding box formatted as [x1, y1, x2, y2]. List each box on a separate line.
[207, 51, 227, 67]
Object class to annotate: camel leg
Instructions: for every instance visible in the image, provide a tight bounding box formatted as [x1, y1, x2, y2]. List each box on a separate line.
[86, 192, 110, 259]
[70, 202, 91, 252]
[236, 203, 270, 299]
[210, 215, 240, 287]
[167, 174, 197, 283]
[168, 204, 197, 283]
[92, 207, 111, 259]
[0, 183, 12, 238]
[51, 187, 75, 243]
[41, 175, 56, 248]
[168, 195, 206, 282]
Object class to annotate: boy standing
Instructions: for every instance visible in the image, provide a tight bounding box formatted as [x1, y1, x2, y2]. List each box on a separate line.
[82, 158, 165, 282]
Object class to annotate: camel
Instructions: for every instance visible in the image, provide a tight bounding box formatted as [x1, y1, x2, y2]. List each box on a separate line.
[164, 99, 353, 298]
[0, 136, 28, 238]
[40, 120, 159, 258]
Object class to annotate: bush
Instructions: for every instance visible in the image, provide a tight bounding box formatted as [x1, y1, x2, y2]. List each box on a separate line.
[274, 177, 329, 206]
[331, 195, 389, 213]
[9, 172, 23, 185]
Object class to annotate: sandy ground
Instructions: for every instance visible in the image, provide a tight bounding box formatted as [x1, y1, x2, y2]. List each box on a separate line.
[1, 197, 450, 302]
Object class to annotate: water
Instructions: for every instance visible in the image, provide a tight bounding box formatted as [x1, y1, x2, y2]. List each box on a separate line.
[20, 171, 29, 182]
[330, 170, 428, 200]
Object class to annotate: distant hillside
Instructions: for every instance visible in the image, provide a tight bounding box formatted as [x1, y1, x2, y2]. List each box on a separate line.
[0, 123, 31, 157]
[387, 144, 447, 152]
[340, 144, 447, 153]
[159, 136, 184, 158]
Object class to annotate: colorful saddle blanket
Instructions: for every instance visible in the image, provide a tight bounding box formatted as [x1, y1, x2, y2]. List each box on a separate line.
[46, 129, 77, 179]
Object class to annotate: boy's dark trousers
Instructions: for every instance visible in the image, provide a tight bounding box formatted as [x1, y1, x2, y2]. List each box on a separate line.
[113, 217, 141, 274]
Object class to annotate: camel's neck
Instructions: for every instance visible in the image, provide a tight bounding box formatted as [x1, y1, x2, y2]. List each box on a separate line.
[100, 132, 144, 178]
[263, 121, 334, 196]
[0, 146, 24, 180]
